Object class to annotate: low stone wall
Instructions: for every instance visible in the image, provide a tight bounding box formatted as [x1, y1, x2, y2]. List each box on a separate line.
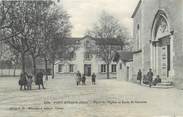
[0, 69, 21, 77]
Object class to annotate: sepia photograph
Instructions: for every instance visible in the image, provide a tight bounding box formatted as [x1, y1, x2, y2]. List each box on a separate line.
[0, 0, 183, 117]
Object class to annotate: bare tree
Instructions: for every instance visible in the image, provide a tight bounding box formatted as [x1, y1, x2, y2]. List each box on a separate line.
[26, 1, 53, 77]
[10, 50, 19, 77]
[0, 1, 72, 78]
[0, 1, 12, 31]
[49, 8, 72, 79]
[87, 11, 129, 79]
[1, 1, 45, 73]
[0, 41, 12, 76]
[39, 5, 72, 80]
[0, 1, 16, 62]
[5, 1, 71, 79]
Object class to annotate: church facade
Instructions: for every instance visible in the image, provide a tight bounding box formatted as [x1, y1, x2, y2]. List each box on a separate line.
[132, 0, 183, 87]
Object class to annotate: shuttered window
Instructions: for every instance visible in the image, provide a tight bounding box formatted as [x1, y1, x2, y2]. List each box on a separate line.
[111, 64, 116, 73]
[69, 64, 74, 72]
[101, 64, 106, 73]
[58, 64, 63, 72]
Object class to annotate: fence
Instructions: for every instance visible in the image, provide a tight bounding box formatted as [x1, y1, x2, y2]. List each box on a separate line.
[0, 69, 21, 77]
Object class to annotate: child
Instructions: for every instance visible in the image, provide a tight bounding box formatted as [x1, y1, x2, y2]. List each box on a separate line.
[153, 75, 161, 86]
[27, 75, 33, 90]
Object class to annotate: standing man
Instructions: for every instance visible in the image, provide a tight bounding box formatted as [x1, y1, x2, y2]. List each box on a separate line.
[76, 71, 81, 86]
[91, 73, 96, 85]
[19, 72, 28, 90]
[147, 68, 153, 88]
[82, 74, 86, 85]
[137, 69, 142, 85]
[36, 72, 45, 89]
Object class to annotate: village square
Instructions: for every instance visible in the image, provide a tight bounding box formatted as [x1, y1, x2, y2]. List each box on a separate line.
[0, 0, 183, 117]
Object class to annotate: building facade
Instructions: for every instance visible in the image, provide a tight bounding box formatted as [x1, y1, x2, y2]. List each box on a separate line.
[132, 0, 183, 87]
[116, 52, 133, 81]
[54, 36, 118, 79]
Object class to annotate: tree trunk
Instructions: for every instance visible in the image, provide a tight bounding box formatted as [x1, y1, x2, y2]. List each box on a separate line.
[21, 53, 25, 73]
[107, 63, 110, 79]
[52, 62, 54, 79]
[32, 55, 37, 78]
[45, 57, 48, 80]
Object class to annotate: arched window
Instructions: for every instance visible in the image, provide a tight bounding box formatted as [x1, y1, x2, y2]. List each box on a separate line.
[152, 10, 170, 41]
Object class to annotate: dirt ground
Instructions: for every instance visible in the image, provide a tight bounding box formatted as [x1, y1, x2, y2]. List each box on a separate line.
[0, 77, 183, 117]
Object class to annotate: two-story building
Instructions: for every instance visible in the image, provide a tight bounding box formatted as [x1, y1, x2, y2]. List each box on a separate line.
[54, 36, 120, 79]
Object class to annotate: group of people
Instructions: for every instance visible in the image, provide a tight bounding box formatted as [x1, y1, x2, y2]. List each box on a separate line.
[75, 71, 96, 86]
[137, 68, 161, 87]
[18, 71, 45, 90]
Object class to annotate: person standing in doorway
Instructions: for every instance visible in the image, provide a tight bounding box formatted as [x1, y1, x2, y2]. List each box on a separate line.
[147, 68, 153, 88]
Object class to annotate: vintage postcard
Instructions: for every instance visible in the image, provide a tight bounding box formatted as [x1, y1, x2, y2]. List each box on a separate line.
[0, 0, 183, 117]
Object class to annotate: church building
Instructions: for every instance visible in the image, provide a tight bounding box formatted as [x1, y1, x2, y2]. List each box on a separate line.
[132, 0, 183, 87]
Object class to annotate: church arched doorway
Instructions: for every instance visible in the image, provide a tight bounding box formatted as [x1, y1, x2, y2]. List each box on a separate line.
[151, 10, 174, 81]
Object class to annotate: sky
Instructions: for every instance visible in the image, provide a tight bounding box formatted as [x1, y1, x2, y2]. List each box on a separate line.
[57, 0, 139, 37]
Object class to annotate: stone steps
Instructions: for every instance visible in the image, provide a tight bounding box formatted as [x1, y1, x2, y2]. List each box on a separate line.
[151, 85, 174, 89]
[142, 82, 174, 89]
[156, 82, 173, 86]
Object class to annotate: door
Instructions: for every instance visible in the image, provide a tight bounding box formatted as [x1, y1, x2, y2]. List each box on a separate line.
[160, 37, 171, 80]
[84, 64, 91, 76]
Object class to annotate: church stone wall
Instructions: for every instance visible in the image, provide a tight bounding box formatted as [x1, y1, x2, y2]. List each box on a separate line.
[132, 1, 143, 79]
[132, 0, 183, 87]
